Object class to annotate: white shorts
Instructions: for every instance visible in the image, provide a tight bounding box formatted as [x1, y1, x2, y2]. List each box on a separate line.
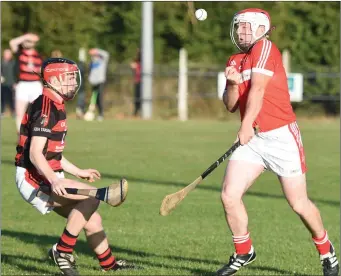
[15, 81, 43, 103]
[15, 167, 64, 215]
[229, 122, 307, 177]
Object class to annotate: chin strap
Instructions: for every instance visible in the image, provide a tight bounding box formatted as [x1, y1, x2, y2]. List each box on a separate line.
[268, 26, 276, 34]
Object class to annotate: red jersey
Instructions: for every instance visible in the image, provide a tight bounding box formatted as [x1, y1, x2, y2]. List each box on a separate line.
[15, 88, 67, 188]
[225, 39, 296, 132]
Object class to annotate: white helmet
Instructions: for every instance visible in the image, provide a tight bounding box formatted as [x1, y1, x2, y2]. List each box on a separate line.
[230, 8, 271, 52]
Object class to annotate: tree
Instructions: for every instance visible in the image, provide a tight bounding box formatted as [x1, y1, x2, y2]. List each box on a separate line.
[2, 1, 339, 99]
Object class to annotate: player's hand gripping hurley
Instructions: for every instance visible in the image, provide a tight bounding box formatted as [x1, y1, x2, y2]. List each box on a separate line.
[160, 141, 241, 216]
[38, 178, 128, 207]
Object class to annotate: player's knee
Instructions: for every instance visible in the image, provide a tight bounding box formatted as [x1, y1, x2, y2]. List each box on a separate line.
[221, 192, 240, 210]
[289, 198, 309, 215]
[85, 212, 103, 232]
[86, 197, 100, 212]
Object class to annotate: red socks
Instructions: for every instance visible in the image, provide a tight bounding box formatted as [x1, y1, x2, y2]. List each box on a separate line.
[97, 247, 116, 270]
[233, 232, 252, 255]
[56, 228, 78, 254]
[313, 230, 331, 255]
[232, 230, 332, 256]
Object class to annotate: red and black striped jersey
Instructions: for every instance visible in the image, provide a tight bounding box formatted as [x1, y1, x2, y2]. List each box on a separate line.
[15, 88, 67, 186]
[15, 48, 43, 82]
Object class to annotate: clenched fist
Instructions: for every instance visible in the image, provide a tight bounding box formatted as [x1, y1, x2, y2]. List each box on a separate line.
[225, 66, 241, 86]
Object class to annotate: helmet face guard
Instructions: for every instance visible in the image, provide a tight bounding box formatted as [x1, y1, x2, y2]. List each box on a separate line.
[41, 58, 81, 101]
[230, 9, 271, 53]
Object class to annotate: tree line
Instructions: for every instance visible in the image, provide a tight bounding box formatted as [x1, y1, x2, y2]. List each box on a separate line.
[2, 2, 340, 100]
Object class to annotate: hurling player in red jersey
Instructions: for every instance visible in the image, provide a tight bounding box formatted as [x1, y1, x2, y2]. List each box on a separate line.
[216, 8, 338, 276]
[15, 58, 136, 276]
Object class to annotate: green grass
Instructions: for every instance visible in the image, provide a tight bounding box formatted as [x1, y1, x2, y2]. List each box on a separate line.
[1, 117, 340, 275]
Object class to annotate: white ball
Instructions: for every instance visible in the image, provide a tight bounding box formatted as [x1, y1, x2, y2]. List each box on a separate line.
[84, 111, 95, 121]
[195, 9, 207, 21]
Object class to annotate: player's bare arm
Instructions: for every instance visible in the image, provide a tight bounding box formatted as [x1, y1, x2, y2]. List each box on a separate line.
[9, 33, 39, 53]
[29, 136, 67, 196]
[223, 66, 240, 113]
[238, 72, 271, 145]
[61, 155, 101, 182]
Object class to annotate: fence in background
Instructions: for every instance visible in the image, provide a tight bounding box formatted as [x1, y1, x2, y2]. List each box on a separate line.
[88, 53, 340, 120]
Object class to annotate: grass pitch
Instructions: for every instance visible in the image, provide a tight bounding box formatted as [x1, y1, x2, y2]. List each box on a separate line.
[1, 117, 340, 275]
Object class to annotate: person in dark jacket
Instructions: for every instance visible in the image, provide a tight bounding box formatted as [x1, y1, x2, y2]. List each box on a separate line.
[1, 49, 16, 117]
[130, 48, 141, 117]
[75, 48, 87, 119]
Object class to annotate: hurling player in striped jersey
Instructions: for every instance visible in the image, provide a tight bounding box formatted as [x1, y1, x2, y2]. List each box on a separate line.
[15, 58, 137, 276]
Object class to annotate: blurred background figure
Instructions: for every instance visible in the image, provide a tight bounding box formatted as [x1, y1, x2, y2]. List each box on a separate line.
[130, 48, 142, 118]
[10, 33, 43, 134]
[75, 48, 87, 119]
[84, 48, 109, 121]
[1, 49, 16, 118]
[50, 49, 63, 58]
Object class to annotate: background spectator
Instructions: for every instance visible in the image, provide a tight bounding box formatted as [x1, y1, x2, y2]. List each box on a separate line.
[1, 49, 16, 117]
[10, 33, 43, 134]
[130, 48, 142, 117]
[84, 48, 109, 121]
[75, 48, 87, 119]
[51, 49, 63, 58]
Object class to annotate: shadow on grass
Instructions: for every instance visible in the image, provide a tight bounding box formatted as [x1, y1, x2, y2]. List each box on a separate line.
[1, 159, 339, 208]
[1, 229, 213, 275]
[2, 229, 312, 275]
[247, 265, 309, 276]
[2, 253, 59, 275]
[100, 172, 339, 208]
